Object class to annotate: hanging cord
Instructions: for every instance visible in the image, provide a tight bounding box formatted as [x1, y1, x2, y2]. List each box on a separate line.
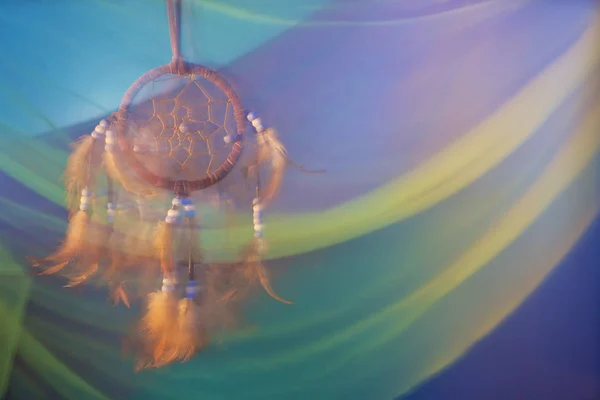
[177, 195, 200, 300]
[187, 213, 196, 282]
[184, 0, 197, 61]
[166, 0, 183, 62]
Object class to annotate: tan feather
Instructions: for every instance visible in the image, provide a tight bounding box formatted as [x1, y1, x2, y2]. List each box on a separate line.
[170, 298, 206, 362]
[37, 261, 69, 276]
[63, 135, 97, 215]
[138, 290, 179, 369]
[36, 210, 89, 267]
[133, 221, 181, 368]
[30, 210, 111, 288]
[153, 222, 174, 276]
[110, 282, 131, 308]
[63, 222, 109, 286]
[224, 238, 292, 305]
[257, 128, 324, 205]
[103, 150, 155, 198]
[64, 262, 99, 287]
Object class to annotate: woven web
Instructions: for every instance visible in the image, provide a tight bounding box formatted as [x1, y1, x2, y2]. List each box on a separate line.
[125, 73, 238, 181]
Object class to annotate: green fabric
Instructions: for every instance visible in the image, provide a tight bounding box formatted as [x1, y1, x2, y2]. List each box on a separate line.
[0, 251, 30, 397]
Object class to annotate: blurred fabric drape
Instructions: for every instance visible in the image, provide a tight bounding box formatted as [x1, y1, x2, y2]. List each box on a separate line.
[0, 0, 599, 399]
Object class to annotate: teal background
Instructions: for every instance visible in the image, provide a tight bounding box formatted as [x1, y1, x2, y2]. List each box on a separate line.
[1, 1, 599, 399]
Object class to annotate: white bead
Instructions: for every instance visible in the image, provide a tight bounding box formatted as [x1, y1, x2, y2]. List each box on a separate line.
[79, 203, 90, 211]
[99, 119, 109, 128]
[184, 205, 195, 211]
[251, 118, 262, 128]
[81, 189, 91, 196]
[167, 209, 179, 217]
[247, 112, 256, 122]
[252, 197, 260, 206]
[105, 129, 115, 139]
[223, 135, 231, 144]
[171, 198, 181, 206]
[91, 131, 100, 139]
[165, 215, 177, 224]
[94, 125, 106, 134]
[252, 204, 262, 212]
[253, 223, 263, 232]
[161, 284, 174, 292]
[105, 136, 115, 145]
[80, 197, 91, 205]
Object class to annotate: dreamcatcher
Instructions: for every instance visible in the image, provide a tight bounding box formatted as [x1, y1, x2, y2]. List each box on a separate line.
[30, 0, 321, 369]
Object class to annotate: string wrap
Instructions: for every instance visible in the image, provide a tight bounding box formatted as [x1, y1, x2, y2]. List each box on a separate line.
[167, 0, 183, 63]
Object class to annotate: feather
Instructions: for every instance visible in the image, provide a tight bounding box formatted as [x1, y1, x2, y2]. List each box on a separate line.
[30, 210, 110, 288]
[42, 210, 89, 264]
[154, 222, 174, 276]
[225, 238, 292, 305]
[110, 282, 131, 308]
[138, 290, 179, 369]
[63, 222, 109, 286]
[257, 128, 324, 205]
[103, 150, 156, 198]
[63, 135, 98, 215]
[170, 298, 206, 361]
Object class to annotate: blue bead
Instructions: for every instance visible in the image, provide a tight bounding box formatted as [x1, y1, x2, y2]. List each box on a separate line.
[180, 198, 192, 205]
[184, 281, 198, 299]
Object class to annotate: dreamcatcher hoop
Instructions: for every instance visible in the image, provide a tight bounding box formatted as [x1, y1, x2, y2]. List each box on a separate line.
[114, 61, 246, 191]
